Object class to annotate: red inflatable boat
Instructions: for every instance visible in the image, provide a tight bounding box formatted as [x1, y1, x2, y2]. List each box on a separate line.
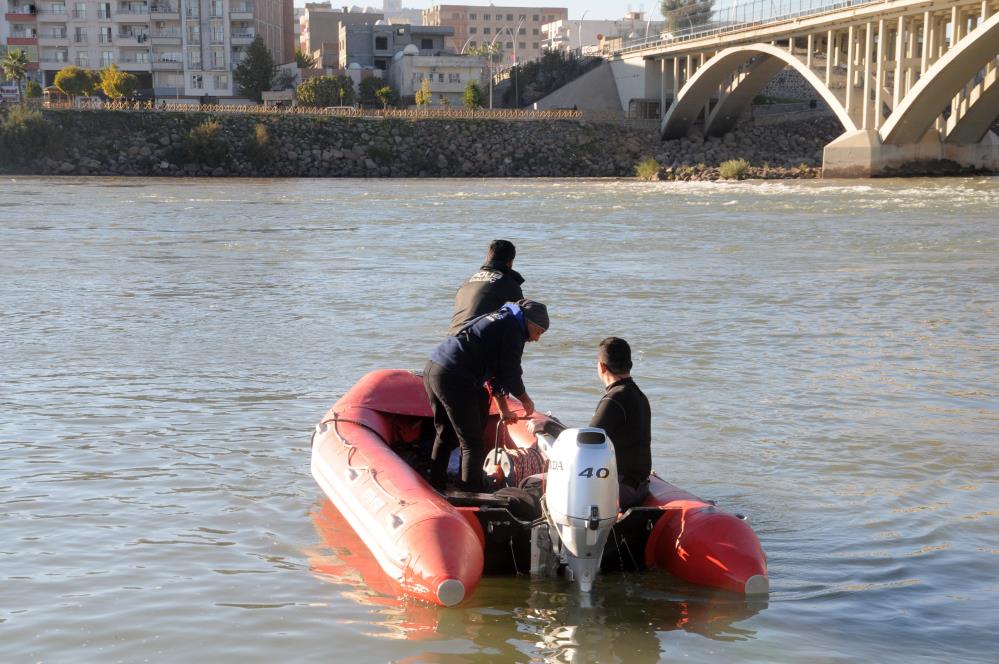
[310, 369, 768, 606]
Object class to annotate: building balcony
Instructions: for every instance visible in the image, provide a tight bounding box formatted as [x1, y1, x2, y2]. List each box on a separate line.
[149, 3, 178, 18]
[35, 10, 67, 22]
[230, 3, 253, 20]
[114, 9, 150, 22]
[150, 30, 180, 44]
[116, 32, 150, 45]
[152, 58, 182, 70]
[4, 11, 37, 22]
[230, 29, 254, 45]
[117, 58, 151, 71]
[7, 35, 39, 46]
[38, 33, 68, 45]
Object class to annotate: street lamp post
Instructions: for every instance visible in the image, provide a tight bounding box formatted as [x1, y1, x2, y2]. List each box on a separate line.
[577, 10, 590, 53]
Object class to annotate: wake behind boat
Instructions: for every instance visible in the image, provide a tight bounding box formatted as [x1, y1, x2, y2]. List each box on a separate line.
[310, 369, 768, 606]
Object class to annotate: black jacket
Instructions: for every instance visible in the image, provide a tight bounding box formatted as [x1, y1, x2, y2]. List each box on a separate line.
[590, 377, 652, 487]
[430, 304, 528, 397]
[448, 261, 525, 335]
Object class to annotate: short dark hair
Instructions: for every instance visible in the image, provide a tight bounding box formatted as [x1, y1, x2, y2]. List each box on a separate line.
[486, 239, 516, 264]
[598, 337, 632, 375]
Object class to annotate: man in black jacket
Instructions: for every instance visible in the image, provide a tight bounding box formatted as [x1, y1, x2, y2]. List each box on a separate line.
[590, 337, 652, 508]
[448, 240, 525, 335]
[425, 300, 549, 493]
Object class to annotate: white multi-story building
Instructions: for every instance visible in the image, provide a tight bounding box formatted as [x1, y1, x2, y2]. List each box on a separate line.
[23, 0, 292, 100]
[542, 11, 663, 54]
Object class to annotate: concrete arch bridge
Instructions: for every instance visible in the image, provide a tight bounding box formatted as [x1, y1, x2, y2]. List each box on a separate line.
[609, 0, 999, 176]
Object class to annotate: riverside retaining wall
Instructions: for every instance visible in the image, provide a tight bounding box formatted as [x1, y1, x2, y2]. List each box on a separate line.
[0, 109, 851, 178]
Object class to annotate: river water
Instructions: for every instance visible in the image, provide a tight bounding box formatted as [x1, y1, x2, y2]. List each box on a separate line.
[1, 176, 996, 663]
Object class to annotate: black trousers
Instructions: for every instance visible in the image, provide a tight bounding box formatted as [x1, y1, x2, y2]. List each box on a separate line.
[423, 360, 489, 492]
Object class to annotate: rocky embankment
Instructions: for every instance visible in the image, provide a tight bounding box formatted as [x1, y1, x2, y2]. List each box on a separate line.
[1, 109, 844, 178]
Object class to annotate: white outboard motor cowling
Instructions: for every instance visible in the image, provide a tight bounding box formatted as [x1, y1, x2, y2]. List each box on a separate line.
[543, 427, 619, 592]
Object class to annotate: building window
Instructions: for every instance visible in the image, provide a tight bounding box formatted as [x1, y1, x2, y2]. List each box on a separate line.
[469, 13, 475, 20]
[375, 36, 388, 50]
[421, 38, 433, 50]
[483, 13, 489, 20]
[469, 40, 476, 48]
[506, 14, 513, 21]
[214, 74, 227, 88]
[532, 42, 539, 49]
[469, 27, 476, 34]
[438, 73, 444, 83]
[452, 12, 460, 19]
[448, 72, 459, 83]
[533, 28, 539, 35]
[483, 27, 490, 35]
[519, 42, 525, 50]
[101, 50, 113, 66]
[191, 74, 203, 89]
[533, 14, 539, 22]
[519, 27, 525, 35]
[518, 14, 525, 21]
[76, 51, 89, 66]
[506, 42, 512, 49]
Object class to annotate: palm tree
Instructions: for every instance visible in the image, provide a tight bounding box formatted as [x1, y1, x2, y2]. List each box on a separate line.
[2, 49, 30, 103]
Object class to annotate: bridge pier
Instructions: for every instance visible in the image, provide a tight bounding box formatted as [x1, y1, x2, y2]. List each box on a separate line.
[823, 129, 999, 177]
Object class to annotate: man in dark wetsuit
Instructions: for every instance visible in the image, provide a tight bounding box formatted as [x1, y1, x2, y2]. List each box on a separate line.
[590, 337, 652, 509]
[448, 240, 525, 335]
[424, 300, 549, 493]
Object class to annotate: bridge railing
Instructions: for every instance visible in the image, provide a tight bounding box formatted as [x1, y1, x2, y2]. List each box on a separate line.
[614, 0, 877, 56]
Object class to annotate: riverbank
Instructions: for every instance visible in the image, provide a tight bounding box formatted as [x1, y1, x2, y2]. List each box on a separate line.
[0, 108, 891, 179]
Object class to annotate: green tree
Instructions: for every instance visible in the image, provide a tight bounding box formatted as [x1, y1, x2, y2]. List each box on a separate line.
[294, 49, 318, 69]
[98, 64, 139, 99]
[414, 78, 432, 108]
[357, 75, 388, 107]
[467, 42, 504, 65]
[54, 65, 98, 100]
[661, 0, 715, 34]
[25, 79, 42, 99]
[1, 49, 29, 103]
[462, 80, 484, 109]
[233, 35, 275, 102]
[374, 85, 398, 110]
[296, 75, 355, 107]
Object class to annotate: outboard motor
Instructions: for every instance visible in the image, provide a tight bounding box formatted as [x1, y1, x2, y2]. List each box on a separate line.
[542, 427, 618, 592]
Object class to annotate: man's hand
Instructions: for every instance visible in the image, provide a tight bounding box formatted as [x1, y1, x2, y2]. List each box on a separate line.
[518, 393, 535, 417]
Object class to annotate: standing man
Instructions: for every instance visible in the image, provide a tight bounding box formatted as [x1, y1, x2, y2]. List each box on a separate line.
[590, 337, 652, 509]
[448, 240, 525, 335]
[425, 300, 550, 493]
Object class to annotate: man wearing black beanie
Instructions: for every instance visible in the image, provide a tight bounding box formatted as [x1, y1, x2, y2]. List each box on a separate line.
[425, 299, 549, 493]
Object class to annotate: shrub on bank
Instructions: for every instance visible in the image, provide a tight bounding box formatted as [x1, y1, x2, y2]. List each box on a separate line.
[719, 158, 750, 180]
[182, 119, 228, 167]
[242, 122, 272, 167]
[0, 106, 63, 167]
[634, 157, 661, 181]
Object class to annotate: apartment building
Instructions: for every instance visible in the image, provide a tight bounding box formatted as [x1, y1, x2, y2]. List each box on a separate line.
[421, 4, 567, 63]
[542, 11, 663, 54]
[388, 42, 485, 106]
[299, 4, 382, 69]
[19, 0, 292, 100]
[339, 21, 450, 71]
[4, 1, 42, 83]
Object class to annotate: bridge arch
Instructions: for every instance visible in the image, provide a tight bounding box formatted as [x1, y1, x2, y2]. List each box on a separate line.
[661, 43, 856, 140]
[881, 12, 999, 145]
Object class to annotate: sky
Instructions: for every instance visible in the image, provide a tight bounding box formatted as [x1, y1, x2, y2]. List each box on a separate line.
[293, 1, 671, 22]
